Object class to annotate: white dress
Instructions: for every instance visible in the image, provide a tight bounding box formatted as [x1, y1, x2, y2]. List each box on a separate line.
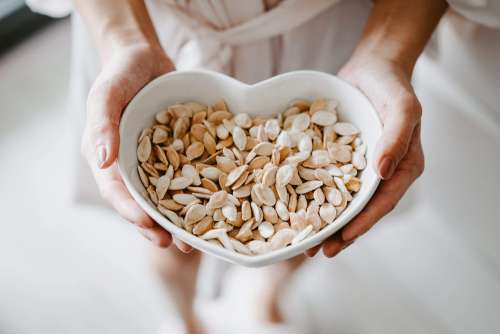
[26, 1, 500, 332]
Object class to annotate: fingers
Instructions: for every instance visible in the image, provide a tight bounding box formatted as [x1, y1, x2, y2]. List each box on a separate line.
[342, 131, 423, 242]
[173, 238, 194, 253]
[375, 94, 422, 179]
[93, 163, 172, 248]
[305, 244, 321, 257]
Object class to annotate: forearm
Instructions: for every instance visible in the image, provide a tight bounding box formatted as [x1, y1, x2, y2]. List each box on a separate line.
[74, 0, 161, 60]
[352, 0, 448, 75]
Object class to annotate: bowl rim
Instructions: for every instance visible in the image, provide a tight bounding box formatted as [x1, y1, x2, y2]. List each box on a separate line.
[118, 69, 382, 267]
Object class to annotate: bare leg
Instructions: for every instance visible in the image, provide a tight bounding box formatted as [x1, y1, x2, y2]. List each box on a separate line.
[154, 247, 203, 334]
[264, 255, 307, 323]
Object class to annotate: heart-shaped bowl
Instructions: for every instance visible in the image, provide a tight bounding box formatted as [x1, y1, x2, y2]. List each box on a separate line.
[118, 70, 381, 267]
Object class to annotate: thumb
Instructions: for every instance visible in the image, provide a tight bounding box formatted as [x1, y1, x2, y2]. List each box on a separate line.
[375, 93, 421, 179]
[84, 78, 124, 169]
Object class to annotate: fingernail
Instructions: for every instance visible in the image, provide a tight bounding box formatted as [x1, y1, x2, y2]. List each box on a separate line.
[379, 157, 396, 179]
[139, 228, 159, 244]
[96, 145, 107, 168]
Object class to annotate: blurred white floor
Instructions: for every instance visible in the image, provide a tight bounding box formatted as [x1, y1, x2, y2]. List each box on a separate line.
[1, 20, 500, 334]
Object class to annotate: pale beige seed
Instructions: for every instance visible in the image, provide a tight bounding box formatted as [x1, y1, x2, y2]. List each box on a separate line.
[173, 193, 198, 205]
[230, 238, 252, 255]
[187, 186, 212, 194]
[324, 187, 343, 206]
[233, 184, 252, 198]
[200, 166, 222, 181]
[319, 203, 337, 224]
[291, 113, 310, 131]
[214, 221, 233, 232]
[173, 117, 190, 139]
[185, 204, 207, 226]
[147, 185, 159, 205]
[327, 142, 352, 163]
[171, 139, 184, 152]
[137, 166, 149, 188]
[249, 156, 269, 170]
[241, 200, 252, 221]
[340, 164, 354, 174]
[313, 188, 325, 205]
[288, 192, 297, 212]
[169, 176, 191, 190]
[254, 184, 276, 206]
[208, 110, 232, 125]
[234, 113, 252, 128]
[291, 225, 313, 245]
[269, 228, 296, 251]
[352, 151, 367, 170]
[306, 204, 322, 231]
[235, 221, 253, 243]
[231, 126, 247, 151]
[226, 165, 248, 187]
[289, 99, 311, 111]
[298, 166, 316, 181]
[191, 192, 211, 200]
[289, 210, 307, 232]
[155, 110, 169, 124]
[213, 99, 228, 112]
[336, 135, 356, 145]
[216, 124, 229, 139]
[297, 195, 308, 212]
[201, 178, 219, 192]
[137, 136, 152, 162]
[276, 184, 289, 204]
[333, 122, 360, 136]
[149, 176, 158, 186]
[201, 132, 216, 155]
[201, 228, 234, 251]
[311, 110, 337, 126]
[231, 171, 249, 190]
[221, 204, 238, 221]
[275, 200, 289, 221]
[346, 177, 361, 192]
[157, 205, 183, 227]
[141, 162, 159, 177]
[166, 146, 180, 170]
[247, 240, 269, 255]
[334, 176, 348, 193]
[156, 174, 172, 199]
[295, 180, 323, 194]
[252, 142, 274, 156]
[262, 165, 278, 187]
[186, 141, 204, 160]
[264, 119, 281, 140]
[258, 221, 275, 239]
[251, 201, 263, 223]
[315, 169, 334, 186]
[206, 190, 227, 209]
[276, 130, 293, 148]
[182, 164, 200, 186]
[152, 127, 168, 144]
[216, 156, 237, 174]
[192, 216, 213, 235]
[262, 205, 279, 224]
[158, 199, 182, 211]
[298, 135, 313, 153]
[276, 165, 294, 186]
[303, 150, 330, 168]
[169, 104, 192, 118]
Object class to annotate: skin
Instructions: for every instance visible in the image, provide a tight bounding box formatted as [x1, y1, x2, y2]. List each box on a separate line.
[75, 0, 447, 331]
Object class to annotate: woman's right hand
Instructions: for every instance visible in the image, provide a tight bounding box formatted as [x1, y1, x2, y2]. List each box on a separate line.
[81, 44, 191, 251]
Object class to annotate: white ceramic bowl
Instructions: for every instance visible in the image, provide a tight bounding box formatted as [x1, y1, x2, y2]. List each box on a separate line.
[118, 70, 382, 267]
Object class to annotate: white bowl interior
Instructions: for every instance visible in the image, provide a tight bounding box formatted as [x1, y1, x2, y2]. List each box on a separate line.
[119, 70, 381, 267]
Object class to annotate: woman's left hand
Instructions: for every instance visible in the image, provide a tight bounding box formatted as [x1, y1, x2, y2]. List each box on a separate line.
[305, 56, 425, 258]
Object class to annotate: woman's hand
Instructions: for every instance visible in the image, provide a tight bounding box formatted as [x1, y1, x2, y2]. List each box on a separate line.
[81, 44, 186, 249]
[305, 57, 425, 258]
